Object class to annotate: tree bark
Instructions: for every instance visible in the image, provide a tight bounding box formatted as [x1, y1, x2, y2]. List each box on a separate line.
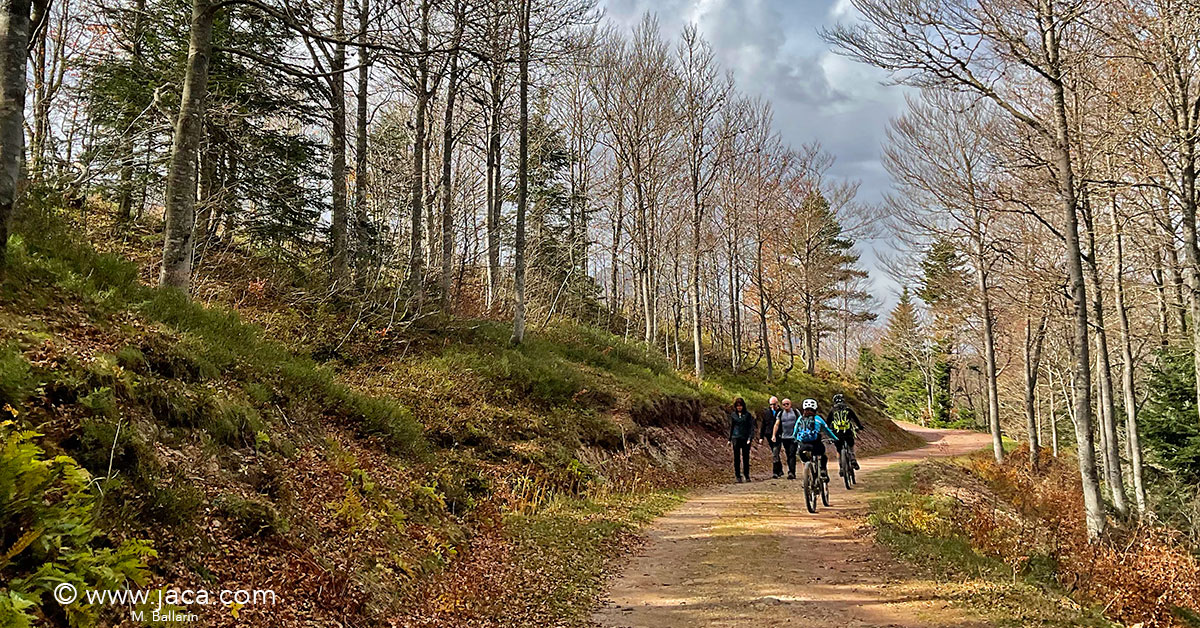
[1048, 368, 1058, 457]
[979, 258, 1002, 463]
[0, 0, 31, 271]
[1180, 136, 1200, 431]
[756, 240, 772, 382]
[1039, 0, 1104, 538]
[406, 0, 432, 303]
[159, 0, 215, 292]
[353, 0, 369, 263]
[1108, 192, 1146, 514]
[328, 0, 349, 285]
[484, 24, 504, 311]
[439, 1, 463, 310]
[509, 0, 529, 345]
[1083, 199, 1127, 516]
[1023, 309, 1047, 470]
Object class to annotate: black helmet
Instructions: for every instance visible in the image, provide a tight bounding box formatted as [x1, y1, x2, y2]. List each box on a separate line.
[832, 393, 845, 405]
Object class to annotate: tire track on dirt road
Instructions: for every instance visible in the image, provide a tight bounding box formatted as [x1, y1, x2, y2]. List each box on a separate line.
[593, 424, 994, 628]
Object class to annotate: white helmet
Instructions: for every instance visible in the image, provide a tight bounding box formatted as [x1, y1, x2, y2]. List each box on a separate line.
[801, 398, 818, 411]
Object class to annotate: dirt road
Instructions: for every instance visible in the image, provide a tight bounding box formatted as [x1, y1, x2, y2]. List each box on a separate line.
[592, 424, 993, 628]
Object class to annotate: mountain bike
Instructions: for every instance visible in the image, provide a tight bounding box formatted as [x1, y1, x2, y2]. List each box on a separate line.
[839, 442, 857, 490]
[801, 449, 831, 512]
[801, 451, 820, 513]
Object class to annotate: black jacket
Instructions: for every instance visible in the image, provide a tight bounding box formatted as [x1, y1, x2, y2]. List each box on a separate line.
[758, 406, 780, 440]
[729, 409, 755, 440]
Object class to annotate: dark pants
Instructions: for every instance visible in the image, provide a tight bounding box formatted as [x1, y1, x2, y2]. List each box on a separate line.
[732, 438, 751, 478]
[781, 438, 799, 478]
[770, 439, 783, 477]
[834, 432, 857, 470]
[833, 431, 856, 454]
[798, 441, 829, 477]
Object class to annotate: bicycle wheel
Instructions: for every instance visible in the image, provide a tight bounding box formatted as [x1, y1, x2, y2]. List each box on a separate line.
[821, 466, 831, 507]
[849, 449, 857, 486]
[841, 447, 853, 490]
[802, 463, 817, 513]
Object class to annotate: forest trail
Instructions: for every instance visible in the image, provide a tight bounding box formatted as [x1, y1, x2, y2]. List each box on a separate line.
[592, 424, 994, 628]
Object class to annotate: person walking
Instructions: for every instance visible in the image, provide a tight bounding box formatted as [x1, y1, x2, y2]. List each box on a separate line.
[728, 398, 755, 483]
[759, 396, 782, 478]
[773, 398, 802, 479]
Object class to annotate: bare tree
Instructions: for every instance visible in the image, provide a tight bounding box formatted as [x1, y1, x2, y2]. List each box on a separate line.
[826, 0, 1107, 535]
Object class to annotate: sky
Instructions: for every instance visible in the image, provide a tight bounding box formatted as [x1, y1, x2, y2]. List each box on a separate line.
[601, 0, 910, 312]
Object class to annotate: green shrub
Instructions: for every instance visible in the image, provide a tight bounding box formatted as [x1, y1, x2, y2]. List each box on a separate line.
[0, 422, 155, 628]
[70, 418, 153, 483]
[141, 480, 203, 529]
[214, 494, 289, 538]
[0, 343, 33, 410]
[576, 411, 624, 450]
[204, 397, 264, 447]
[113, 345, 147, 372]
[78, 387, 117, 418]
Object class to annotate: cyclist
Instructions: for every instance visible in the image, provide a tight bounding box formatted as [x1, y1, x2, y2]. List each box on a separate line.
[793, 398, 838, 482]
[829, 393, 866, 471]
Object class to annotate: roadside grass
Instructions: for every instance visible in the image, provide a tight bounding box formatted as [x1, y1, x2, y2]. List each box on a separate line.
[504, 490, 687, 625]
[866, 460, 1117, 627]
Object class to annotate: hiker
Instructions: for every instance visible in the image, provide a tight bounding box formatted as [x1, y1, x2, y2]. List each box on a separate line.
[760, 396, 783, 478]
[773, 398, 802, 479]
[728, 397, 755, 483]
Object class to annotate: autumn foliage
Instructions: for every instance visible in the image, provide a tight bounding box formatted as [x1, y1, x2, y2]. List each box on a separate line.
[908, 450, 1199, 627]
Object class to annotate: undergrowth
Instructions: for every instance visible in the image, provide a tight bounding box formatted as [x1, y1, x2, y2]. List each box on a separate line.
[1, 200, 920, 627]
[869, 451, 1200, 628]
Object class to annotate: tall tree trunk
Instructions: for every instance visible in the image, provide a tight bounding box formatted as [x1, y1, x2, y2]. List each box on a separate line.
[1023, 309, 1047, 470]
[328, 0, 349, 285]
[1083, 202, 1128, 516]
[485, 43, 503, 311]
[1108, 193, 1146, 513]
[1040, 0, 1104, 538]
[1163, 211, 1188, 336]
[509, 0, 529, 345]
[160, 0, 215, 292]
[691, 194, 704, 378]
[756, 241, 772, 382]
[1049, 368, 1059, 457]
[439, 2, 462, 310]
[353, 0, 369, 263]
[1180, 136, 1200, 431]
[803, 298, 816, 375]
[195, 132, 217, 256]
[979, 258, 1002, 463]
[0, 0, 31, 270]
[609, 166, 623, 325]
[1152, 249, 1170, 346]
[406, 0, 432, 303]
[728, 236, 741, 371]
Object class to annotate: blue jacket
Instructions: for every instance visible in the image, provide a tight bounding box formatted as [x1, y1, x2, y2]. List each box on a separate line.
[792, 414, 839, 443]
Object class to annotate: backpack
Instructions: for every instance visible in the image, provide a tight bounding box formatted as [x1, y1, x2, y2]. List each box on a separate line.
[793, 415, 820, 441]
[830, 407, 853, 432]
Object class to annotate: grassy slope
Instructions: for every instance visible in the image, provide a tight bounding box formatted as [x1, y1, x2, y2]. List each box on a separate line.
[1, 204, 920, 627]
[866, 461, 1116, 628]
[867, 451, 1200, 628]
